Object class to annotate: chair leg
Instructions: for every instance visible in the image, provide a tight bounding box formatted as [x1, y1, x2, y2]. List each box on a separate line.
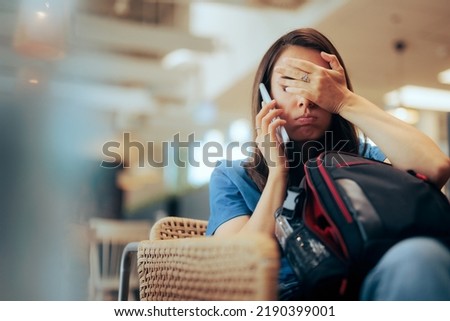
[119, 242, 139, 301]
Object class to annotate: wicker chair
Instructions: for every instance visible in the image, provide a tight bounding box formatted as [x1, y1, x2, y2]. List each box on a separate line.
[119, 216, 280, 301]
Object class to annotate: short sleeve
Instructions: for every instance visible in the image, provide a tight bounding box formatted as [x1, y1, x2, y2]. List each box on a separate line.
[206, 161, 254, 235]
[359, 141, 386, 162]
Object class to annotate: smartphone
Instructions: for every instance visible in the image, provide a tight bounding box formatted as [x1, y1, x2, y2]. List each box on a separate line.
[259, 83, 290, 144]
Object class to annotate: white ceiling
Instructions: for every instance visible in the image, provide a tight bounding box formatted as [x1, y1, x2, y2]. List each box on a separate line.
[316, 0, 450, 102]
[1, 0, 449, 153]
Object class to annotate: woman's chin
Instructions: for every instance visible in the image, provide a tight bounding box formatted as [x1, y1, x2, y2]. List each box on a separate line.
[290, 127, 326, 142]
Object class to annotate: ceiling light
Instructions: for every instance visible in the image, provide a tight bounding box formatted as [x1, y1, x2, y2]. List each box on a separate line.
[384, 85, 450, 112]
[36, 11, 47, 19]
[228, 118, 251, 142]
[438, 69, 450, 84]
[162, 49, 199, 70]
[14, 0, 67, 60]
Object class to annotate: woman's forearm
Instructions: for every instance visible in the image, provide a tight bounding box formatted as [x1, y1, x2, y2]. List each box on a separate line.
[239, 173, 287, 236]
[340, 93, 450, 188]
[213, 171, 287, 237]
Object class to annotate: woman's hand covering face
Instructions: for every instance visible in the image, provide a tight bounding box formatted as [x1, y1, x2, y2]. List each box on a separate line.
[275, 52, 350, 115]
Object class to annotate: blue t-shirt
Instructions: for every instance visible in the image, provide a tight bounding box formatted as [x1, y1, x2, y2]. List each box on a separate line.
[206, 142, 386, 298]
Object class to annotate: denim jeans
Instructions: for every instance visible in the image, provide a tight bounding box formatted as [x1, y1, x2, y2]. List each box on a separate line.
[360, 237, 450, 300]
[279, 237, 450, 300]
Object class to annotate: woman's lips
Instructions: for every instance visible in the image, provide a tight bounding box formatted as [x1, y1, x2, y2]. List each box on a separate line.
[296, 116, 316, 126]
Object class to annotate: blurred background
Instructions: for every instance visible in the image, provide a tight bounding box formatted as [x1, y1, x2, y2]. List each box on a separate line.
[0, 0, 449, 300]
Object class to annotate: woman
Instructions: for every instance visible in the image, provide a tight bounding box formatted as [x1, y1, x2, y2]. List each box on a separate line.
[207, 28, 450, 300]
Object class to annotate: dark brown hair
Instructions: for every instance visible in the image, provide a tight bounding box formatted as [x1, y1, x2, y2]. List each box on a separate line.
[245, 28, 364, 191]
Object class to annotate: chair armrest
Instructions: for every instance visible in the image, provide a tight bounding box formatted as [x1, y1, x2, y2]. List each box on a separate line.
[118, 242, 139, 301]
[138, 233, 280, 301]
[149, 216, 208, 241]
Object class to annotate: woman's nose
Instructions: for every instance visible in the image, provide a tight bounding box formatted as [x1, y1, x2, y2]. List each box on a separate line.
[296, 96, 314, 111]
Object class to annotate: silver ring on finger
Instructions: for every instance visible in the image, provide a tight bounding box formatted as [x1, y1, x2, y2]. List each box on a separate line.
[301, 73, 310, 83]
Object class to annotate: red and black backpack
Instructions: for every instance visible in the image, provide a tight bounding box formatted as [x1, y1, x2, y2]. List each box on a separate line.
[275, 151, 450, 299]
